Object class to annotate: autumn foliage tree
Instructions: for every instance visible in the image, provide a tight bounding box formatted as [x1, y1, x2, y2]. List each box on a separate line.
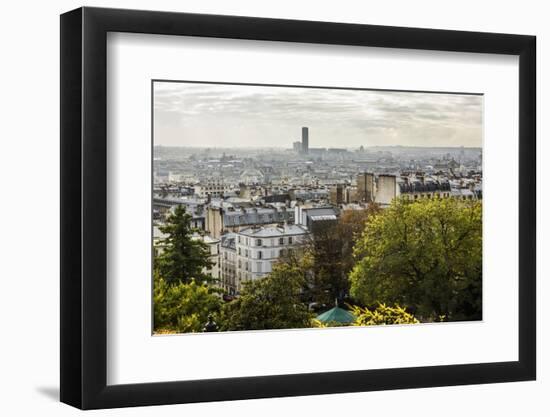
[304, 204, 381, 307]
[337, 204, 381, 276]
[350, 197, 482, 322]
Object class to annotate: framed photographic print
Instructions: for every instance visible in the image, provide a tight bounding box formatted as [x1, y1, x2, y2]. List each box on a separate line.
[60, 7, 536, 410]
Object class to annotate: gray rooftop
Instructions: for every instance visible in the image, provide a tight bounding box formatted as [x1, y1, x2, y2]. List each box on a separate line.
[237, 224, 309, 238]
[223, 208, 293, 227]
[221, 233, 237, 250]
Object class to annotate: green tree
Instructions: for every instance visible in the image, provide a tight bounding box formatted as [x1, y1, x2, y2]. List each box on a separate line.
[153, 272, 222, 333]
[350, 197, 482, 321]
[219, 260, 313, 331]
[155, 205, 214, 286]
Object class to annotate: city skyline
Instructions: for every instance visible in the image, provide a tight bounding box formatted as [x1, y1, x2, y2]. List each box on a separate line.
[154, 81, 483, 149]
[152, 80, 483, 334]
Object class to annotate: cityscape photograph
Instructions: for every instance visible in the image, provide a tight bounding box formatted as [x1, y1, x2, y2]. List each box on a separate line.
[152, 81, 483, 334]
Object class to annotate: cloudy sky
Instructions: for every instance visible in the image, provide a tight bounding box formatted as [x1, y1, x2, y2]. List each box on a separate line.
[153, 81, 483, 148]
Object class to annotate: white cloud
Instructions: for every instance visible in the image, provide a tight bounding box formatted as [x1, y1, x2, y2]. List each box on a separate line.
[153, 81, 483, 148]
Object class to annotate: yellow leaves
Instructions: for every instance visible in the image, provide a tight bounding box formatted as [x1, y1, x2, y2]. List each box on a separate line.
[311, 319, 328, 328]
[153, 328, 177, 335]
[350, 303, 419, 326]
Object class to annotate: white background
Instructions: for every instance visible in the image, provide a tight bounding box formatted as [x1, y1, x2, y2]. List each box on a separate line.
[0, 0, 546, 416]
[108, 33, 518, 384]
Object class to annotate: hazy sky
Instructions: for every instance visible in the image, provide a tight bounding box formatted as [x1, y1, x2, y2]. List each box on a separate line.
[153, 81, 483, 148]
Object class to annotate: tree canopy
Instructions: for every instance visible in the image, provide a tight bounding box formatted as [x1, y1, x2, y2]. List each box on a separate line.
[304, 204, 381, 308]
[153, 273, 222, 333]
[350, 197, 482, 321]
[218, 258, 314, 331]
[155, 205, 214, 286]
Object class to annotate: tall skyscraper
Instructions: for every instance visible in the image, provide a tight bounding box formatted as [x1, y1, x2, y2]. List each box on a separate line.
[301, 127, 309, 154]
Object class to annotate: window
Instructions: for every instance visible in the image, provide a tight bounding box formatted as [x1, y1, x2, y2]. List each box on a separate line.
[256, 239, 262, 247]
[245, 262, 249, 271]
[245, 249, 249, 257]
[288, 236, 293, 244]
[258, 251, 262, 259]
[238, 248, 241, 255]
[238, 236, 241, 243]
[279, 237, 284, 245]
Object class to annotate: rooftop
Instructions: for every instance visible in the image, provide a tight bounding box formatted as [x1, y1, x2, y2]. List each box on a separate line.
[223, 207, 293, 227]
[237, 224, 309, 238]
[221, 233, 237, 250]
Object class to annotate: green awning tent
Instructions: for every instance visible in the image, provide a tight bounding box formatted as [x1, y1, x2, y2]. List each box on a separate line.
[316, 305, 356, 325]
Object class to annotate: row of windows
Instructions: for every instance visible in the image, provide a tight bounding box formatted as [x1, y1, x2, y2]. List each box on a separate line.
[237, 236, 294, 246]
[406, 192, 477, 201]
[406, 192, 450, 199]
[237, 267, 267, 281]
[199, 185, 227, 190]
[236, 248, 293, 260]
[236, 260, 274, 273]
[221, 275, 237, 285]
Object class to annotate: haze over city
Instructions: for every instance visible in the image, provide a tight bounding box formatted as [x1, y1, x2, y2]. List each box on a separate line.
[153, 81, 483, 149]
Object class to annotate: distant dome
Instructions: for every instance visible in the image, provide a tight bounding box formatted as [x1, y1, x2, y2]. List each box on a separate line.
[240, 169, 264, 184]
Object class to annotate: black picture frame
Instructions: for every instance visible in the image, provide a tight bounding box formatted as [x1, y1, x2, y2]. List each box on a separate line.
[60, 6, 536, 410]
